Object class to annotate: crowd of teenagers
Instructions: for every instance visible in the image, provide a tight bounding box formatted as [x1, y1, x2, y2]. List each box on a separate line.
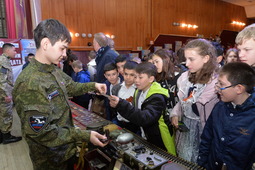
[1, 18, 255, 170]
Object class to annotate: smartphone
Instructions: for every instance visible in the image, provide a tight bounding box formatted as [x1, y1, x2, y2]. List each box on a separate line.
[178, 121, 189, 132]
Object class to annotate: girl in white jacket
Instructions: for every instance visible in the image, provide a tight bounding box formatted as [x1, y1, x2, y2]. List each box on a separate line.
[171, 39, 219, 163]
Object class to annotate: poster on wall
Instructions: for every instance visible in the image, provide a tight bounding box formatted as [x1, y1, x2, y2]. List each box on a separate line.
[175, 41, 182, 52]
[20, 39, 36, 63]
[164, 44, 172, 50]
[129, 53, 139, 59]
[154, 46, 162, 52]
[0, 39, 22, 66]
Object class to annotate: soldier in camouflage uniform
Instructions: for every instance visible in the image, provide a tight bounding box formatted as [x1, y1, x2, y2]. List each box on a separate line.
[13, 19, 108, 170]
[0, 43, 22, 144]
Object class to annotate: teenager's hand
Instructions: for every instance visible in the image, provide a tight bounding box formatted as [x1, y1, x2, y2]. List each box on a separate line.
[90, 131, 108, 147]
[171, 116, 179, 128]
[109, 95, 119, 108]
[95, 83, 107, 94]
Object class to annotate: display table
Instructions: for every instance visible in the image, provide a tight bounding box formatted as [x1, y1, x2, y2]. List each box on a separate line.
[70, 100, 109, 130]
[69, 101, 204, 170]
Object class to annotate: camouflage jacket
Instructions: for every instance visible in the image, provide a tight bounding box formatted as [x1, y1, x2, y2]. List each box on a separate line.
[13, 58, 96, 165]
[0, 54, 13, 101]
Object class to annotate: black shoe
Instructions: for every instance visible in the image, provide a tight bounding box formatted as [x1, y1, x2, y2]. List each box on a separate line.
[0, 132, 2, 144]
[2, 132, 22, 144]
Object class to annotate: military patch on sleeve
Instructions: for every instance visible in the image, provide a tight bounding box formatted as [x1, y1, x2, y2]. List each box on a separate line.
[29, 116, 47, 132]
[47, 90, 59, 100]
[0, 67, 7, 74]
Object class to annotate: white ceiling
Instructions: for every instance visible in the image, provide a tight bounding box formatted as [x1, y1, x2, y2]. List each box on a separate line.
[222, 0, 255, 6]
[222, 0, 255, 18]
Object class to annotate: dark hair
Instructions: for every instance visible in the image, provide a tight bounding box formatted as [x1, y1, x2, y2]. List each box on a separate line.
[153, 49, 179, 81]
[27, 53, 35, 57]
[177, 47, 185, 63]
[124, 60, 138, 70]
[67, 53, 77, 63]
[220, 62, 255, 93]
[25, 53, 35, 62]
[33, 19, 71, 49]
[143, 52, 154, 62]
[2, 43, 15, 52]
[135, 62, 157, 78]
[115, 55, 129, 64]
[211, 41, 224, 57]
[104, 62, 117, 73]
[184, 39, 218, 84]
[66, 49, 72, 56]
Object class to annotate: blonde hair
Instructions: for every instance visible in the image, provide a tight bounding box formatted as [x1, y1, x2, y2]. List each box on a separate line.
[72, 60, 83, 69]
[235, 23, 255, 45]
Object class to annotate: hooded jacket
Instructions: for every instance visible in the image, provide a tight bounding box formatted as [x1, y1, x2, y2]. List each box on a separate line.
[115, 82, 176, 155]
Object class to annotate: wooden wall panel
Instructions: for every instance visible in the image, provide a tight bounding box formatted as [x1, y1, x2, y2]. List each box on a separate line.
[40, 0, 253, 51]
[77, 0, 94, 46]
[64, 0, 79, 45]
[40, 0, 50, 19]
[152, 0, 249, 40]
[45, 0, 65, 23]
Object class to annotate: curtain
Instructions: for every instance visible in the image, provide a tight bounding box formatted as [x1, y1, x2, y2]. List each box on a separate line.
[5, 0, 16, 38]
[30, 0, 41, 29]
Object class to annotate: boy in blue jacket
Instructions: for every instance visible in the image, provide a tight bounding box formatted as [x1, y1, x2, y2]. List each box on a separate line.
[197, 62, 255, 170]
[71, 60, 90, 108]
[109, 62, 176, 155]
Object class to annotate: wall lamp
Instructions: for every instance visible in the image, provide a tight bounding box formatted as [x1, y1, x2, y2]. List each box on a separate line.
[69, 32, 93, 38]
[173, 22, 198, 29]
[69, 32, 115, 39]
[105, 34, 115, 39]
[74, 33, 80, 37]
[232, 21, 245, 26]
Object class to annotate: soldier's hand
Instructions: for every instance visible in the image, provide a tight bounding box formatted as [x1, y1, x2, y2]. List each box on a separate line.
[90, 131, 108, 147]
[95, 83, 107, 94]
[109, 95, 119, 108]
[5, 96, 12, 103]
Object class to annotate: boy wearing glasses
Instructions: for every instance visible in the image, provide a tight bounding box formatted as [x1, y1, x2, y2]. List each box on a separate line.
[197, 62, 255, 170]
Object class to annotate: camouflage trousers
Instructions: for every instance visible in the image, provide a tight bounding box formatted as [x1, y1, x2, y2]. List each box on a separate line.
[0, 101, 13, 133]
[28, 140, 78, 170]
[31, 155, 77, 170]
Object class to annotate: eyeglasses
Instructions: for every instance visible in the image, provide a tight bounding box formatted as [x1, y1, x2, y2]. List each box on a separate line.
[215, 83, 238, 92]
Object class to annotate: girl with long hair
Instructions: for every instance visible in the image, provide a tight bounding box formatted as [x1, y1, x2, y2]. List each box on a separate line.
[151, 49, 181, 155]
[170, 39, 219, 162]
